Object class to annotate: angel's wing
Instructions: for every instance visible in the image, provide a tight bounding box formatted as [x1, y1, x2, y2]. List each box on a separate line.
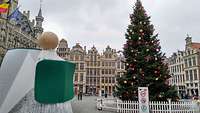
[0, 49, 41, 113]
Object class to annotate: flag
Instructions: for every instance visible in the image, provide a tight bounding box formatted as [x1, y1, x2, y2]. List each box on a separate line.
[0, 3, 9, 13]
[0, 0, 12, 13]
[8, 7, 23, 23]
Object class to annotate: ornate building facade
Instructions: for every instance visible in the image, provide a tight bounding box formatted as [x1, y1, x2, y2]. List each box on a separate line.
[168, 51, 185, 98]
[57, 40, 125, 96]
[183, 36, 200, 97]
[0, 0, 44, 64]
[168, 35, 200, 98]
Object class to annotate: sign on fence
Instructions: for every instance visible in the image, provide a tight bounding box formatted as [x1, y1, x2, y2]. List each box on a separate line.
[138, 87, 149, 113]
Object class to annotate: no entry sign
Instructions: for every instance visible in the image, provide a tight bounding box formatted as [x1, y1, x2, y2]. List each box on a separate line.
[138, 87, 149, 113]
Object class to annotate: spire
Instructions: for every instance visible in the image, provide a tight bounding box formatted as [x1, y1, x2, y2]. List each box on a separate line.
[38, 0, 43, 17]
[34, 0, 44, 38]
[38, 8, 42, 17]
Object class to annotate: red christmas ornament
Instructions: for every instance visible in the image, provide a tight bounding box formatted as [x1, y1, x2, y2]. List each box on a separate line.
[142, 33, 145, 36]
[142, 74, 145, 76]
[129, 41, 133, 45]
[124, 44, 128, 49]
[145, 56, 151, 61]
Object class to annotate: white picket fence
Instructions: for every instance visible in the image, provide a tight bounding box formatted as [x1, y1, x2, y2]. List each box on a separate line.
[97, 98, 200, 113]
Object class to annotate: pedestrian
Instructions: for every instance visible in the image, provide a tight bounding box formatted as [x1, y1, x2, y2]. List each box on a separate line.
[80, 91, 83, 100]
[78, 91, 80, 100]
[105, 92, 107, 98]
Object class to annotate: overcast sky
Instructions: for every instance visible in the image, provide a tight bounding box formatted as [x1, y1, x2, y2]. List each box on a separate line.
[19, 0, 200, 57]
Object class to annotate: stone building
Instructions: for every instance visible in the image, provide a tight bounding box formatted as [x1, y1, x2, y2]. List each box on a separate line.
[100, 46, 118, 96]
[168, 35, 200, 98]
[168, 51, 185, 98]
[0, 0, 43, 64]
[57, 40, 125, 96]
[69, 43, 86, 95]
[85, 46, 101, 95]
[56, 39, 70, 60]
[183, 36, 200, 97]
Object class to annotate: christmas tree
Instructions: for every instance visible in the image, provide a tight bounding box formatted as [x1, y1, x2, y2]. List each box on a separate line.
[115, 0, 178, 101]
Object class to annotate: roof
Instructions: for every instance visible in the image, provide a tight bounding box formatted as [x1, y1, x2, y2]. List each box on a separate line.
[191, 43, 200, 49]
[73, 43, 83, 49]
[60, 39, 67, 43]
[38, 8, 42, 17]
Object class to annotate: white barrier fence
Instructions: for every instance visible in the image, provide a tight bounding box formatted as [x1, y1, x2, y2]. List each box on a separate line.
[97, 98, 200, 113]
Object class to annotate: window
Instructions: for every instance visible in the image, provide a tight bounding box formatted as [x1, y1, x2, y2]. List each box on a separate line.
[94, 69, 96, 75]
[117, 62, 120, 68]
[80, 73, 84, 82]
[75, 63, 79, 70]
[189, 70, 193, 81]
[105, 69, 108, 74]
[102, 69, 104, 74]
[102, 78, 104, 83]
[121, 63, 125, 69]
[80, 63, 84, 70]
[112, 62, 115, 67]
[81, 55, 84, 61]
[195, 83, 198, 87]
[109, 54, 111, 58]
[112, 77, 115, 83]
[90, 77, 92, 84]
[109, 77, 112, 83]
[70, 55, 73, 61]
[94, 78, 96, 83]
[109, 69, 111, 74]
[112, 69, 115, 74]
[109, 62, 111, 66]
[186, 71, 189, 81]
[192, 57, 196, 66]
[188, 58, 192, 67]
[75, 73, 78, 81]
[97, 78, 100, 84]
[105, 62, 108, 66]
[184, 59, 188, 68]
[75, 55, 79, 61]
[105, 78, 108, 83]
[194, 69, 197, 80]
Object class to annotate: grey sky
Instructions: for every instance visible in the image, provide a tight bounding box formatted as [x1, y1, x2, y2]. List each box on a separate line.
[19, 0, 200, 56]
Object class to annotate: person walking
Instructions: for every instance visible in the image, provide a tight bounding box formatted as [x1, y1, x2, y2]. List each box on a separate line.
[80, 91, 83, 100]
[105, 92, 107, 98]
[78, 91, 80, 100]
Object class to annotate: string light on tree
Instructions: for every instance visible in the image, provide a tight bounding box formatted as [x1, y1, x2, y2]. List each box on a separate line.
[156, 78, 159, 81]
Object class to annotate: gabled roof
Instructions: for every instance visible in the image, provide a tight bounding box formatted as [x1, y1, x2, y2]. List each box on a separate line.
[60, 39, 67, 43]
[191, 42, 200, 49]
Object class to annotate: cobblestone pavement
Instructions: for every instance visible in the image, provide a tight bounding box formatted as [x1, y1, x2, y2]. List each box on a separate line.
[71, 96, 115, 113]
